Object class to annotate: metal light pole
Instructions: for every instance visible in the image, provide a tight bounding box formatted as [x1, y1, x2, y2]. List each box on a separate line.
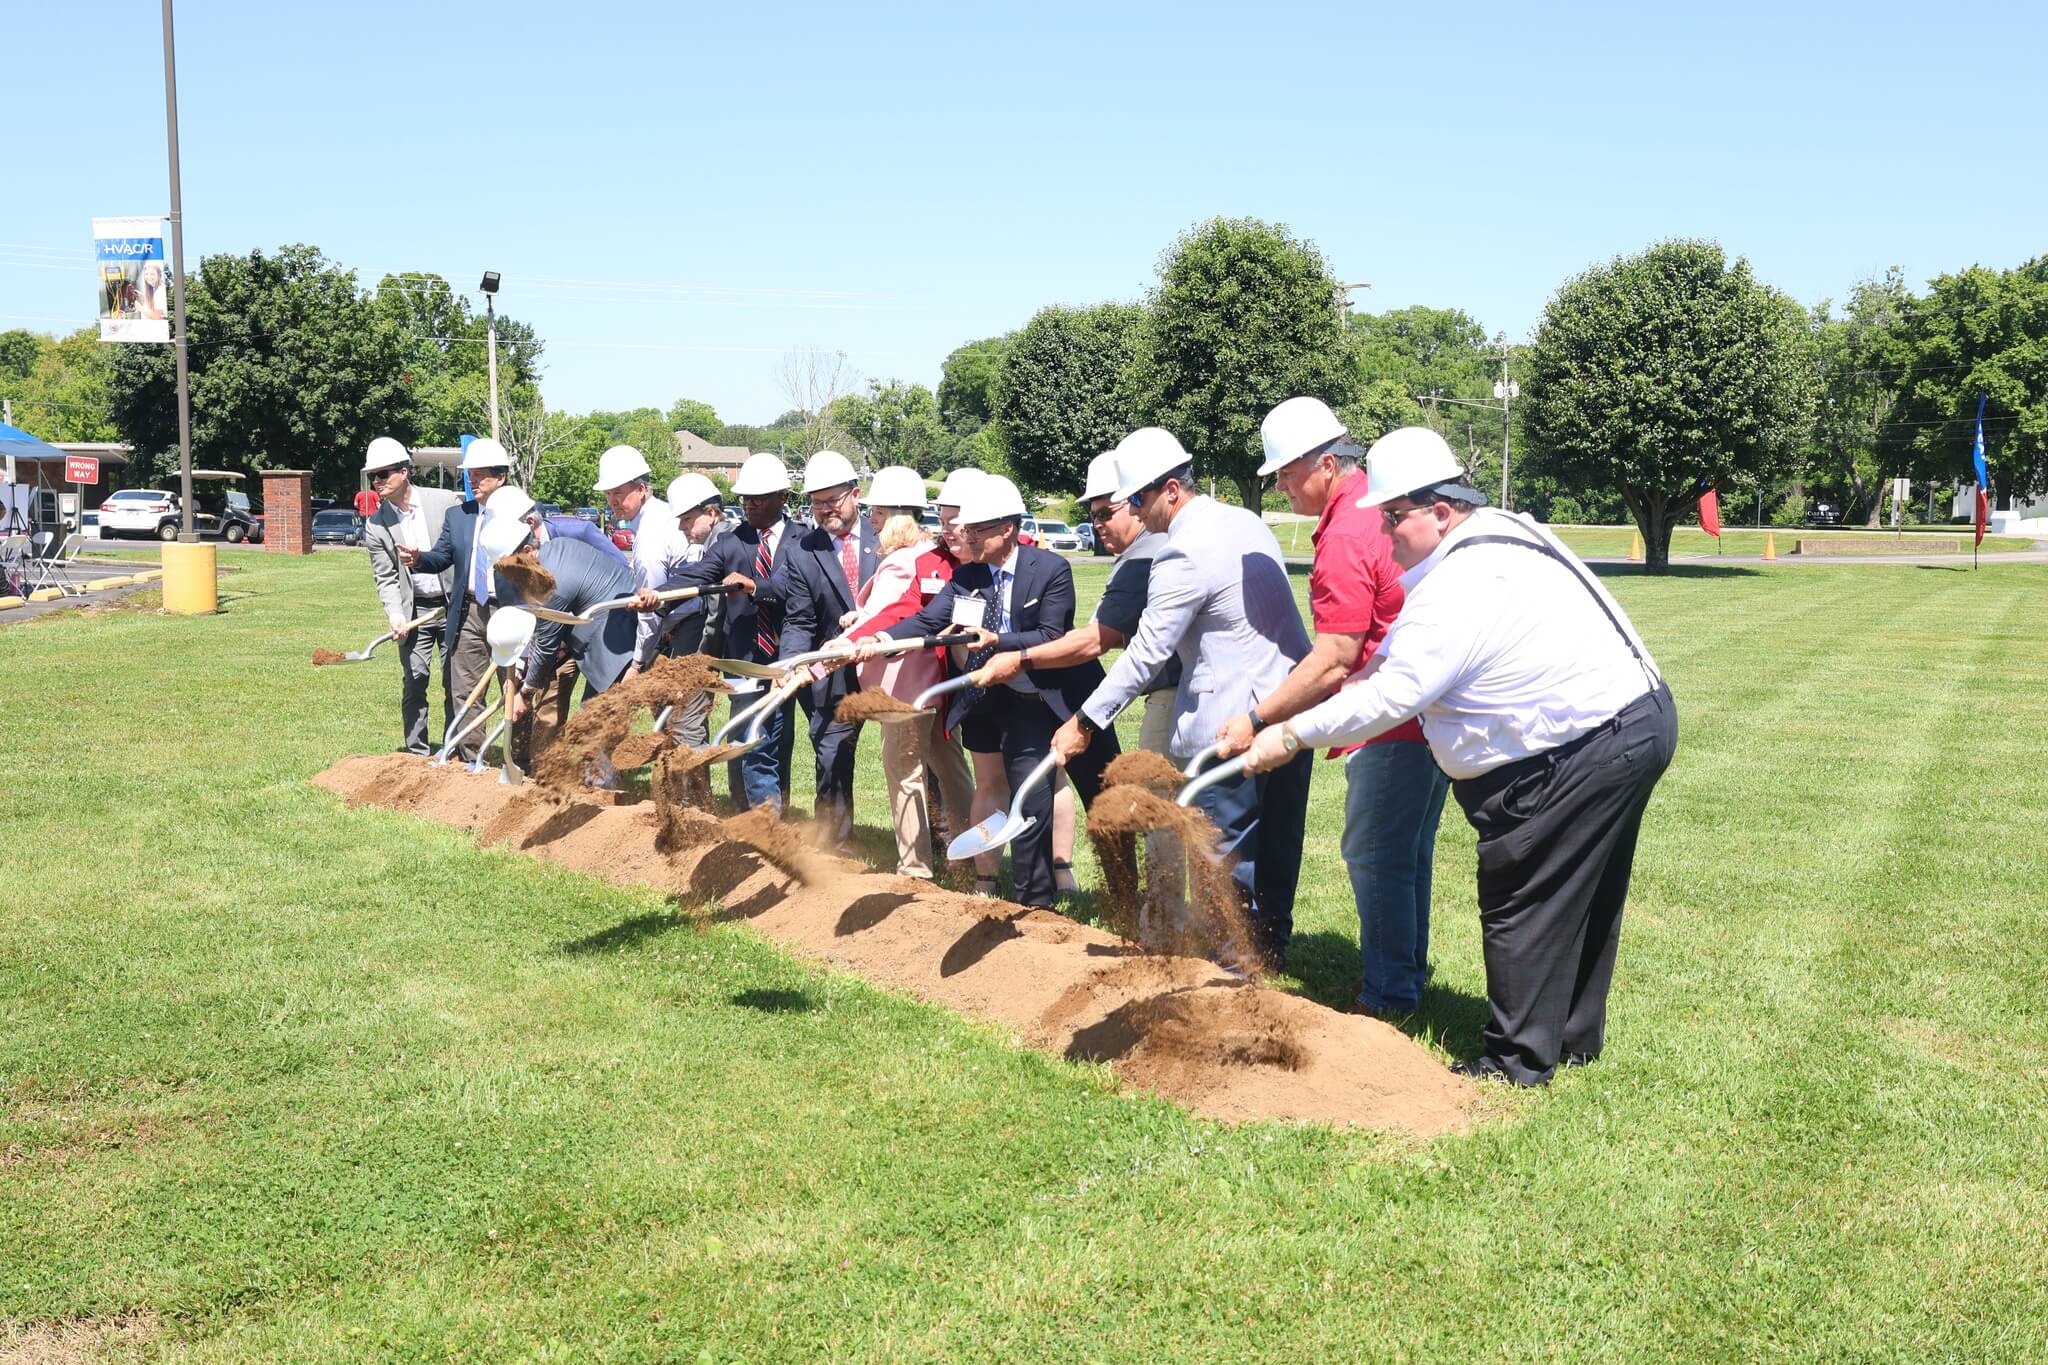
[161, 0, 196, 541]
[480, 271, 502, 441]
[1491, 334, 1518, 511]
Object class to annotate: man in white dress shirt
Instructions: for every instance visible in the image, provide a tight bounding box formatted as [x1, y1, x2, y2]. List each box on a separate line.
[1242, 428, 1678, 1086]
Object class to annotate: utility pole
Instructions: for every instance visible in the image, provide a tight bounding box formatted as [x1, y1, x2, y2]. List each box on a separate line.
[1337, 281, 1371, 330]
[161, 0, 196, 541]
[480, 272, 503, 441]
[1491, 334, 1518, 511]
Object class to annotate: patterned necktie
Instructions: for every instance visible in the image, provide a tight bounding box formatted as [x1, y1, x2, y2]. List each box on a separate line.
[838, 533, 860, 600]
[754, 531, 778, 657]
[470, 517, 490, 603]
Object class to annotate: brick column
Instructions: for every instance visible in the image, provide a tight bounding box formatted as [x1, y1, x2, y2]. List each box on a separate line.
[261, 470, 314, 555]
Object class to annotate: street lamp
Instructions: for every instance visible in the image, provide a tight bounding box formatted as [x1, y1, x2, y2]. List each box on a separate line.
[479, 271, 502, 442]
[1491, 333, 1519, 510]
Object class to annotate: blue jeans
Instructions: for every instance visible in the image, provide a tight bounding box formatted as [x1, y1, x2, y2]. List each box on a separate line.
[1344, 740, 1450, 1013]
[727, 687, 795, 813]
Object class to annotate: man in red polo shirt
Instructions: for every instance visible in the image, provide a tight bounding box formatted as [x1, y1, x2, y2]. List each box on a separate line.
[1215, 397, 1451, 1019]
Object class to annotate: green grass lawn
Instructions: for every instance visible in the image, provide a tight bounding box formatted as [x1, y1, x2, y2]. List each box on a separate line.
[5, 547, 2045, 1361]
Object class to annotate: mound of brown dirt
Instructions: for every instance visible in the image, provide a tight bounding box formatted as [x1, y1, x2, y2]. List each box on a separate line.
[312, 754, 1476, 1135]
[835, 691, 923, 723]
[311, 648, 348, 667]
[1102, 750, 1186, 789]
[608, 731, 670, 771]
[1088, 785, 1261, 972]
[534, 654, 729, 790]
[494, 550, 556, 602]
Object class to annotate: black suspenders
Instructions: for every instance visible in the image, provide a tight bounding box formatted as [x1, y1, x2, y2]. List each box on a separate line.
[1447, 531, 1663, 691]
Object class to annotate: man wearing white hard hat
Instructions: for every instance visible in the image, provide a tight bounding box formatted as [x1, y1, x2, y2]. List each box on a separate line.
[1214, 398, 1452, 1019]
[477, 502, 638, 718]
[629, 471, 740, 748]
[361, 436, 463, 754]
[489, 485, 627, 570]
[970, 451, 1185, 924]
[777, 450, 881, 846]
[865, 473, 1118, 908]
[1051, 427, 1313, 968]
[705, 452, 800, 811]
[398, 435, 514, 762]
[1240, 427, 1678, 1086]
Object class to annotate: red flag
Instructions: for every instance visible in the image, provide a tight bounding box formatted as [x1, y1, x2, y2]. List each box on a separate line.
[1974, 487, 1989, 546]
[1699, 488, 1722, 538]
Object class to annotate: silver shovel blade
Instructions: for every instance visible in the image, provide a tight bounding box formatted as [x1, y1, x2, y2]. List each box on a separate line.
[712, 658, 785, 679]
[947, 813, 1036, 861]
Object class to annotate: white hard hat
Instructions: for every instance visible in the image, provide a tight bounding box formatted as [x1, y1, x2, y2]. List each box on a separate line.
[1079, 451, 1123, 503]
[1112, 427, 1194, 500]
[732, 452, 791, 496]
[362, 435, 409, 473]
[934, 466, 985, 507]
[479, 505, 535, 565]
[955, 474, 1027, 526]
[1354, 427, 1488, 510]
[801, 449, 858, 494]
[487, 605, 536, 666]
[460, 437, 510, 472]
[667, 473, 721, 512]
[1259, 396, 1365, 477]
[866, 465, 926, 509]
[488, 486, 536, 525]
[592, 445, 651, 492]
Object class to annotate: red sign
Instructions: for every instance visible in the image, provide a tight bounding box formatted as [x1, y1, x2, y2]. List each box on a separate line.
[64, 455, 100, 485]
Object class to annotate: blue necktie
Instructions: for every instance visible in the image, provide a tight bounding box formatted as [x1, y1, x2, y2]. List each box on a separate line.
[470, 520, 490, 603]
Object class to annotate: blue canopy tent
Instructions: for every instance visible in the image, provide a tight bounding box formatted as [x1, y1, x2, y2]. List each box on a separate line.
[1, 421, 75, 534]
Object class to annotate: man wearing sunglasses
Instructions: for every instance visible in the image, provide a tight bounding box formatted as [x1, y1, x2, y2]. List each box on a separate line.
[361, 437, 464, 755]
[1050, 427, 1313, 970]
[1240, 427, 1677, 1087]
[1213, 398, 1451, 1023]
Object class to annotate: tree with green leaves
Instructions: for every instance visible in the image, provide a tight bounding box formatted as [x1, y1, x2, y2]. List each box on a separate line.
[1521, 239, 1816, 571]
[1807, 269, 1910, 526]
[1145, 217, 1354, 507]
[1883, 257, 2048, 506]
[990, 303, 1146, 497]
[108, 246, 423, 492]
[0, 327, 121, 442]
[936, 335, 1011, 436]
[371, 272, 541, 449]
[666, 398, 722, 442]
[837, 379, 949, 474]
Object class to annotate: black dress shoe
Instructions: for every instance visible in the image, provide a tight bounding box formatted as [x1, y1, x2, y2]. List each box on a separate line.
[1562, 1051, 1599, 1069]
[1450, 1057, 1506, 1082]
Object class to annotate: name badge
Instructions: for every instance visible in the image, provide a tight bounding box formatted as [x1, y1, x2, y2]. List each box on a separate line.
[918, 576, 945, 593]
[950, 596, 987, 631]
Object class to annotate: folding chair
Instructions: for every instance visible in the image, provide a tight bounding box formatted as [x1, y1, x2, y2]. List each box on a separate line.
[23, 531, 87, 597]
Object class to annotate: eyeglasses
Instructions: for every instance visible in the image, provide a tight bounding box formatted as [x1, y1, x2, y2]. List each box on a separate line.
[366, 466, 403, 482]
[1381, 503, 1431, 531]
[1086, 504, 1118, 525]
[806, 486, 855, 511]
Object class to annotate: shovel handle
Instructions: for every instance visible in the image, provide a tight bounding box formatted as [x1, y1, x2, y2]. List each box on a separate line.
[402, 605, 447, 632]
[436, 693, 503, 762]
[1177, 753, 1250, 808]
[911, 673, 977, 712]
[1184, 741, 1226, 777]
[1008, 751, 1061, 817]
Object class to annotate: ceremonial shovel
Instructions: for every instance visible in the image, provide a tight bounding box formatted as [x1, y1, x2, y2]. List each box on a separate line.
[432, 669, 498, 766]
[332, 607, 444, 662]
[946, 751, 1059, 860]
[526, 582, 741, 627]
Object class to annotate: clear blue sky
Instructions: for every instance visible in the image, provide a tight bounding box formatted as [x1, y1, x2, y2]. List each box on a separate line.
[6, 0, 2044, 425]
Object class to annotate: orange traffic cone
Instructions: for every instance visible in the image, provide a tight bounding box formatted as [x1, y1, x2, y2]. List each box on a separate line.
[1762, 531, 1777, 562]
[1628, 530, 1644, 562]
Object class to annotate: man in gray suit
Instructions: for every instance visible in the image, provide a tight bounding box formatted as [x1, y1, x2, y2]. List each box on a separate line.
[1052, 427, 1314, 967]
[362, 437, 463, 755]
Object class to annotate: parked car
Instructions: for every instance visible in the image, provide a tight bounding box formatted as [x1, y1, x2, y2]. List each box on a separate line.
[311, 508, 365, 546]
[535, 501, 564, 520]
[1075, 522, 1096, 553]
[1035, 519, 1081, 551]
[572, 506, 604, 524]
[1807, 500, 1843, 526]
[96, 489, 179, 540]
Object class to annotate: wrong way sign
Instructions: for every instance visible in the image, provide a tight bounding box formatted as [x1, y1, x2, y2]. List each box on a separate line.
[65, 455, 100, 485]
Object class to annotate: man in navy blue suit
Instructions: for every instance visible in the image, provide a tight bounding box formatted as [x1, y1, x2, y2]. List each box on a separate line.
[777, 450, 880, 846]
[710, 453, 803, 811]
[398, 437, 513, 762]
[868, 475, 1119, 909]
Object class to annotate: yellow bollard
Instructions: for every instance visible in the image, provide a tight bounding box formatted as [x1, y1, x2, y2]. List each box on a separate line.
[160, 541, 218, 615]
[1762, 532, 1777, 562]
[1628, 530, 1644, 562]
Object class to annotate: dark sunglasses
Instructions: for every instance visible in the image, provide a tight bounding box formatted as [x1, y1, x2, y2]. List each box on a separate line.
[1086, 504, 1118, 525]
[366, 465, 404, 482]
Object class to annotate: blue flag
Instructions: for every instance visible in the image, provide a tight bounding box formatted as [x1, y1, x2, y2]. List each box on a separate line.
[1971, 393, 1989, 491]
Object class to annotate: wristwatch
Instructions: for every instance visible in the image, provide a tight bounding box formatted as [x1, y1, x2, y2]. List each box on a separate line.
[1248, 712, 1269, 734]
[1279, 726, 1304, 755]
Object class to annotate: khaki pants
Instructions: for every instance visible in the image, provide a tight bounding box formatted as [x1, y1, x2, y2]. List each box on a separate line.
[924, 715, 976, 845]
[882, 711, 956, 879]
[447, 602, 493, 764]
[1138, 690, 1186, 937]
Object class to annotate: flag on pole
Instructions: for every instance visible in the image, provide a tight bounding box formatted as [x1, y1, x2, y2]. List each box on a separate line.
[1971, 393, 1989, 547]
[1699, 487, 1722, 538]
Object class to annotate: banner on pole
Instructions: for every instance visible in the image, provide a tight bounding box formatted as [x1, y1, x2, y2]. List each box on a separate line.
[92, 216, 171, 343]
